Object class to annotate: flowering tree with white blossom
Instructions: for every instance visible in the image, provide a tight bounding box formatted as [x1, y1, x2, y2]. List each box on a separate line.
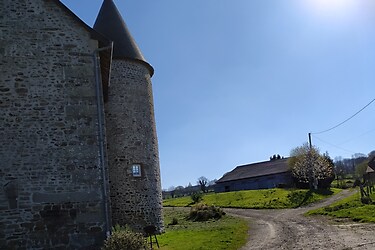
[288, 143, 335, 189]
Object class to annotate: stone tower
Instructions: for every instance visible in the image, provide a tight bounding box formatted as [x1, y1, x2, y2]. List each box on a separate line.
[1, 0, 163, 247]
[94, 0, 164, 231]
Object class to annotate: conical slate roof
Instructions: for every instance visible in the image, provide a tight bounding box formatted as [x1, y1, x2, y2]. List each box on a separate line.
[94, 0, 153, 75]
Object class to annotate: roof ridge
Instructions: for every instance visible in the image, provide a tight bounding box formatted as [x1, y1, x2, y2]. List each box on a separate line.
[237, 157, 289, 168]
[52, 0, 110, 44]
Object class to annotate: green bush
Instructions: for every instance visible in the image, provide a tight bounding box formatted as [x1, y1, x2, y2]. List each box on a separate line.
[287, 190, 314, 207]
[191, 192, 203, 204]
[170, 217, 178, 225]
[102, 225, 146, 250]
[361, 196, 373, 204]
[188, 203, 225, 221]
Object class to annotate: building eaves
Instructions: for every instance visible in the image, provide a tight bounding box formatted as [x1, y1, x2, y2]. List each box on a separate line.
[53, 0, 113, 100]
[54, 0, 110, 45]
[366, 166, 375, 173]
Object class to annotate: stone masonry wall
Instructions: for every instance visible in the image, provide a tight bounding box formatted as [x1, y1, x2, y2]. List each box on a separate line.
[0, 0, 107, 248]
[105, 60, 164, 232]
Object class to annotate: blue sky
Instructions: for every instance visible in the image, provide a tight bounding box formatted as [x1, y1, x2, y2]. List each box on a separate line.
[61, 0, 375, 189]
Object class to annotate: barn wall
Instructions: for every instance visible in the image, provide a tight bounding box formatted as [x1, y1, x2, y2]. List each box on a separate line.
[215, 172, 292, 192]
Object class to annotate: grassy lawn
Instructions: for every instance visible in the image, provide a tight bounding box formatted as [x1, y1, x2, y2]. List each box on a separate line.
[307, 189, 375, 222]
[163, 188, 341, 209]
[158, 207, 248, 250]
[331, 178, 355, 189]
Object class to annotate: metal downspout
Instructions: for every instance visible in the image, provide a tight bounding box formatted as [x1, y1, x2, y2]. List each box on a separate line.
[93, 42, 113, 237]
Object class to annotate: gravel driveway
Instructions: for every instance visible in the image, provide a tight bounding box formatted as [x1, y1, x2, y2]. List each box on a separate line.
[225, 189, 375, 250]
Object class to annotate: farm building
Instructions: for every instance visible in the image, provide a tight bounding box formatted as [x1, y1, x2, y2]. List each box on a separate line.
[364, 156, 375, 183]
[215, 158, 293, 192]
[368, 156, 375, 170]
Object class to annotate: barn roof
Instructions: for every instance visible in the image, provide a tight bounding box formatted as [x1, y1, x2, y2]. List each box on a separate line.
[366, 166, 374, 174]
[368, 156, 375, 171]
[216, 158, 290, 183]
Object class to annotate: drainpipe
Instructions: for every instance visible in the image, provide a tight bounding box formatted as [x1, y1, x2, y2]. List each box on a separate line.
[93, 42, 113, 237]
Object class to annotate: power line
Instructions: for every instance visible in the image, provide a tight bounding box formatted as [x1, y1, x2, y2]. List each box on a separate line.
[313, 135, 356, 154]
[338, 127, 375, 146]
[311, 98, 375, 135]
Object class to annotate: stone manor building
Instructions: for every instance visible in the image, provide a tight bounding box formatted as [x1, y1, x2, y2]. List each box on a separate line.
[0, 0, 163, 248]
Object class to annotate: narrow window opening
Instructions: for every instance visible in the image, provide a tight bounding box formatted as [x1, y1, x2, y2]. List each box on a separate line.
[4, 180, 18, 209]
[132, 164, 141, 177]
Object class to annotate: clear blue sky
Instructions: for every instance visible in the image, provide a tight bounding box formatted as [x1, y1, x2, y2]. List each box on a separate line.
[61, 0, 375, 189]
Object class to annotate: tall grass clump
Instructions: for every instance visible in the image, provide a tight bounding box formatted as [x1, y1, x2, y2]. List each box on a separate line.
[191, 192, 203, 204]
[188, 203, 225, 221]
[102, 225, 145, 250]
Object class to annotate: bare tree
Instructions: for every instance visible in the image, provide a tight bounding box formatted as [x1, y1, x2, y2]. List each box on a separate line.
[197, 176, 209, 193]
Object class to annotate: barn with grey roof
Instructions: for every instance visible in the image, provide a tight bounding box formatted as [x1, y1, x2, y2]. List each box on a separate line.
[215, 158, 293, 192]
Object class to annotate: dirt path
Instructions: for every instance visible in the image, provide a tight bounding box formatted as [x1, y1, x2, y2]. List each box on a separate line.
[225, 190, 375, 250]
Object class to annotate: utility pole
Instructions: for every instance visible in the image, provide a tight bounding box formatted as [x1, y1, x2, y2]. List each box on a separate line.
[307, 132, 314, 189]
[308, 133, 312, 149]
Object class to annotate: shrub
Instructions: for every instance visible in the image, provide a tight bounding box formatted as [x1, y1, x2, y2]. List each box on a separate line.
[361, 196, 372, 205]
[188, 203, 225, 221]
[102, 225, 146, 250]
[191, 192, 203, 204]
[287, 190, 308, 207]
[170, 217, 178, 225]
[353, 179, 361, 187]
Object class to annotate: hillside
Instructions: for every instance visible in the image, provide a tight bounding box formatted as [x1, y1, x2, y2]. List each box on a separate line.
[163, 188, 341, 209]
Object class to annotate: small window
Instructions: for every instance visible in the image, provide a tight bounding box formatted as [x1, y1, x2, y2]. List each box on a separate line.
[132, 164, 141, 177]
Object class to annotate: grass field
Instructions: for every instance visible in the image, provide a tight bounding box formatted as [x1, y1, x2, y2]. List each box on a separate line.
[307, 190, 375, 222]
[331, 178, 355, 189]
[163, 188, 341, 209]
[158, 207, 248, 250]
[157, 188, 342, 249]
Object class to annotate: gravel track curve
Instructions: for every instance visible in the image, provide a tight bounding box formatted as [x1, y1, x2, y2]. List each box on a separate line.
[225, 189, 375, 250]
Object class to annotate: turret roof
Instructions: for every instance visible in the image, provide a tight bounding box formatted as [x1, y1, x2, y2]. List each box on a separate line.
[94, 0, 153, 75]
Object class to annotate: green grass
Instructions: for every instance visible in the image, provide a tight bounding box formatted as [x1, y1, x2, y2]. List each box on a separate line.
[307, 190, 375, 222]
[331, 178, 355, 189]
[163, 188, 341, 209]
[158, 207, 248, 250]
